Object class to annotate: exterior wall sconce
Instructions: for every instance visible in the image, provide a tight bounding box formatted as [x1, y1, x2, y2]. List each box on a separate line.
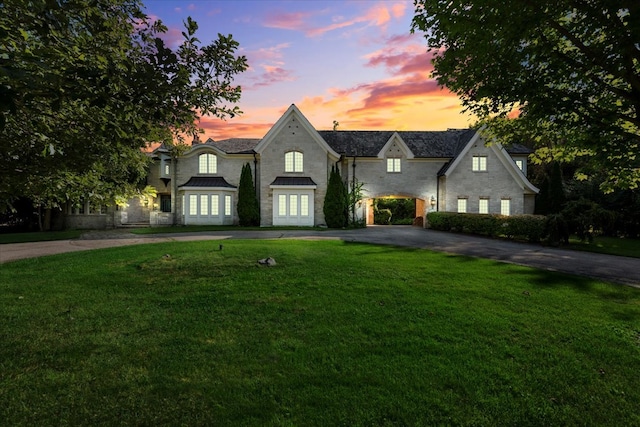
[430, 195, 436, 207]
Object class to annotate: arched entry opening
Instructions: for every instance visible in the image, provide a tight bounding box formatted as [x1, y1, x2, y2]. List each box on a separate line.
[364, 196, 426, 226]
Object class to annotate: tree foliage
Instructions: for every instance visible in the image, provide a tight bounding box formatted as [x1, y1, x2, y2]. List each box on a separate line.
[323, 165, 348, 228]
[0, 0, 248, 214]
[412, 0, 640, 191]
[237, 163, 260, 226]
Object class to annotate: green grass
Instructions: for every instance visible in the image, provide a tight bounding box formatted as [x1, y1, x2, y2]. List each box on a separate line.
[568, 236, 640, 258]
[128, 225, 324, 234]
[1, 240, 639, 425]
[0, 229, 83, 244]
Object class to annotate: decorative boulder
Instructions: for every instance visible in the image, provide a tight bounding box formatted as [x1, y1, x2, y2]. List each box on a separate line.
[257, 257, 276, 267]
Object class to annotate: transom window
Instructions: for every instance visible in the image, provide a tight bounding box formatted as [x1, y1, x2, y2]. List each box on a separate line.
[285, 151, 303, 172]
[386, 158, 401, 173]
[472, 156, 487, 172]
[198, 153, 217, 174]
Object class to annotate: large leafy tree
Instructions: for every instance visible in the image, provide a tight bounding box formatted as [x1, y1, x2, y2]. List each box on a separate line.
[412, 0, 640, 191]
[0, 0, 247, 217]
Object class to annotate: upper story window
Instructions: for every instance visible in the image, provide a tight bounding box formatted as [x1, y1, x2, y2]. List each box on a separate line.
[164, 163, 170, 176]
[285, 151, 303, 172]
[472, 155, 487, 172]
[199, 153, 217, 174]
[387, 158, 401, 173]
[515, 159, 524, 171]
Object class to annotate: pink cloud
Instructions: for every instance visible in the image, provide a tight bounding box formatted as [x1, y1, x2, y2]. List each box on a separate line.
[263, 2, 408, 38]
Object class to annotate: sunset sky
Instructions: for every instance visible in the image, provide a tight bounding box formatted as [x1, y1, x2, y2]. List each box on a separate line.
[144, 0, 476, 141]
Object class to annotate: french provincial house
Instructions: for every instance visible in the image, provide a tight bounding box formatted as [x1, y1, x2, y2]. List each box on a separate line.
[70, 104, 539, 229]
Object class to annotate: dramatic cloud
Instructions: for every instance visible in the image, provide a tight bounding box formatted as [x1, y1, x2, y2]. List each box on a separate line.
[263, 2, 408, 38]
[240, 43, 296, 89]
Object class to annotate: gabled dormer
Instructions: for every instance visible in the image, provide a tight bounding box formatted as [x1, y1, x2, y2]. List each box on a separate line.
[377, 132, 414, 173]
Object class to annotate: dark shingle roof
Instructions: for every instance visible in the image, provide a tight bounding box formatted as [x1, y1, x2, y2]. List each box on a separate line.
[317, 129, 476, 158]
[270, 177, 317, 186]
[179, 176, 236, 188]
[505, 143, 533, 155]
[204, 138, 260, 154]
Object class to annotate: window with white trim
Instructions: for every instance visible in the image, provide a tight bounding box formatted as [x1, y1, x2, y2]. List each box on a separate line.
[225, 195, 232, 216]
[386, 158, 401, 173]
[189, 195, 198, 215]
[479, 198, 489, 214]
[501, 199, 511, 216]
[211, 195, 219, 215]
[300, 195, 309, 216]
[472, 156, 487, 171]
[278, 194, 287, 216]
[199, 194, 208, 216]
[285, 151, 303, 172]
[198, 153, 217, 174]
[457, 198, 467, 213]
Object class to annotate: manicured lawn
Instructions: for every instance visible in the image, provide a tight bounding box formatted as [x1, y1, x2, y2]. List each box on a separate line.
[1, 240, 639, 425]
[129, 225, 324, 234]
[0, 229, 83, 244]
[568, 236, 640, 258]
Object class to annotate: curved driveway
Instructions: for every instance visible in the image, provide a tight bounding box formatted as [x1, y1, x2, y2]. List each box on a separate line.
[1, 226, 638, 288]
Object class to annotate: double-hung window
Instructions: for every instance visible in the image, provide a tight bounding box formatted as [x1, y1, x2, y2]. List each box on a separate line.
[457, 198, 467, 213]
[479, 198, 489, 214]
[501, 199, 511, 216]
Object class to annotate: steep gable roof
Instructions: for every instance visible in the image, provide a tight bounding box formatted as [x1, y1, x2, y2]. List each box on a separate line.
[254, 104, 340, 159]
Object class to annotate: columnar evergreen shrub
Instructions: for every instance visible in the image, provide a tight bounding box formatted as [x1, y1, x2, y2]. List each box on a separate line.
[237, 163, 260, 226]
[323, 166, 348, 228]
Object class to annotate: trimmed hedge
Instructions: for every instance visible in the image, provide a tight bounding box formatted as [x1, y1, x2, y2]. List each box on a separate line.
[427, 212, 547, 242]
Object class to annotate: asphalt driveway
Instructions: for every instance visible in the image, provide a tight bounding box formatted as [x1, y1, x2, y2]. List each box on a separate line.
[1, 226, 638, 287]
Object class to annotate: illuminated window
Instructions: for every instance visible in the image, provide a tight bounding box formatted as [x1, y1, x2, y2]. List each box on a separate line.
[472, 156, 487, 171]
[278, 195, 287, 216]
[189, 195, 197, 216]
[387, 158, 401, 172]
[289, 195, 298, 216]
[211, 195, 219, 215]
[225, 195, 232, 216]
[199, 194, 208, 216]
[164, 163, 170, 175]
[198, 153, 217, 174]
[285, 151, 303, 172]
[479, 198, 489, 214]
[457, 198, 467, 213]
[301, 195, 309, 216]
[501, 199, 511, 216]
[515, 160, 524, 171]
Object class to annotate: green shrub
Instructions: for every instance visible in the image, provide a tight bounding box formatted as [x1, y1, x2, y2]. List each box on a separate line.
[323, 166, 348, 228]
[374, 208, 392, 225]
[427, 212, 547, 242]
[237, 163, 260, 226]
